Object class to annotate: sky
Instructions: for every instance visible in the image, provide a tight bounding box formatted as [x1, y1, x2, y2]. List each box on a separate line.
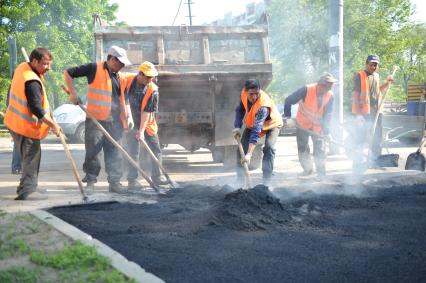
[111, 0, 425, 26]
[111, 0, 263, 26]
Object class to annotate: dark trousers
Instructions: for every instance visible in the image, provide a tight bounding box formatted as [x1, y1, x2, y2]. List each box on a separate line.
[11, 137, 22, 172]
[296, 127, 326, 175]
[237, 127, 280, 180]
[83, 118, 123, 184]
[10, 130, 41, 195]
[125, 130, 162, 181]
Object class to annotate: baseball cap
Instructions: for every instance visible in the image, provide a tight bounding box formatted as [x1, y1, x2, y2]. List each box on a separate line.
[318, 72, 338, 84]
[108, 46, 131, 66]
[367, 54, 380, 64]
[138, 61, 158, 77]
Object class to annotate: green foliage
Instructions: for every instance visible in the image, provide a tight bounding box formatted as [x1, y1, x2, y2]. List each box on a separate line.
[266, 0, 426, 107]
[0, 266, 40, 283]
[0, 0, 119, 112]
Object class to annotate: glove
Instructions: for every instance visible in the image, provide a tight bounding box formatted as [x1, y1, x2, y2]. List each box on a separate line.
[244, 152, 252, 164]
[135, 130, 145, 141]
[126, 117, 134, 130]
[285, 118, 296, 128]
[232, 127, 241, 138]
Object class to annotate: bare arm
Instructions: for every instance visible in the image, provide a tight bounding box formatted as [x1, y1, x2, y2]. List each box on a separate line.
[64, 70, 78, 104]
[41, 113, 61, 136]
[136, 111, 151, 140]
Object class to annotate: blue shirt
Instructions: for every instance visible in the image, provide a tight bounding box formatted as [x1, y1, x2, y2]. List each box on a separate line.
[234, 100, 270, 144]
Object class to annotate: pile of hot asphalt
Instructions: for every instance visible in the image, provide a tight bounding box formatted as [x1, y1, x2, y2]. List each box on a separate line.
[49, 184, 426, 283]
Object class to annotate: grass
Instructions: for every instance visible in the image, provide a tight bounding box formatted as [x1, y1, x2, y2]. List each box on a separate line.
[0, 211, 137, 283]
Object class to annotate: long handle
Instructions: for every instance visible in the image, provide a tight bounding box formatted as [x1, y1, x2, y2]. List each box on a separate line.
[368, 66, 399, 156]
[296, 126, 346, 148]
[234, 134, 252, 189]
[78, 103, 160, 192]
[139, 138, 177, 188]
[22, 48, 88, 201]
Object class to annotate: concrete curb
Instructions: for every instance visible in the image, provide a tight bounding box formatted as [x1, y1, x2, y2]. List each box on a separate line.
[31, 209, 164, 283]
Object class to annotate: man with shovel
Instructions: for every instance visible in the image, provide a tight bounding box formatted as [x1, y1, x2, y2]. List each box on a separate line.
[233, 79, 283, 187]
[284, 73, 337, 179]
[351, 54, 394, 170]
[4, 47, 61, 200]
[64, 46, 132, 193]
[123, 61, 168, 189]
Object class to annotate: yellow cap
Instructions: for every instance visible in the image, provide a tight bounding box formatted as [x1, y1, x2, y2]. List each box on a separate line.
[138, 61, 158, 77]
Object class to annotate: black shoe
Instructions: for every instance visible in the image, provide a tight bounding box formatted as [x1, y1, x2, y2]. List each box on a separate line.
[11, 169, 21, 175]
[109, 182, 126, 193]
[82, 175, 88, 183]
[152, 176, 168, 186]
[15, 191, 47, 201]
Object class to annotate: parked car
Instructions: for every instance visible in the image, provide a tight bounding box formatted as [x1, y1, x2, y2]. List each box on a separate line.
[53, 104, 86, 143]
[279, 104, 298, 136]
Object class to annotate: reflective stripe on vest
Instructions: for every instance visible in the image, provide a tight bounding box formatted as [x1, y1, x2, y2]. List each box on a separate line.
[352, 70, 382, 114]
[241, 89, 283, 137]
[86, 62, 128, 126]
[86, 62, 112, 120]
[140, 82, 159, 136]
[4, 62, 50, 139]
[296, 84, 332, 133]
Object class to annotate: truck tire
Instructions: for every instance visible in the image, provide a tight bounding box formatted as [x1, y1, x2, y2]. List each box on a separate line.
[248, 144, 263, 170]
[73, 123, 85, 144]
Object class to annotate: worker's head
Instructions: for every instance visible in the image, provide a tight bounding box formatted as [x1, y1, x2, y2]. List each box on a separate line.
[317, 72, 337, 93]
[106, 46, 131, 72]
[29, 48, 53, 75]
[137, 61, 158, 85]
[244, 79, 261, 104]
[365, 54, 380, 74]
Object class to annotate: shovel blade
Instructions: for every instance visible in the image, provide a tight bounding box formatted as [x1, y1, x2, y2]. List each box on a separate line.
[405, 152, 426, 171]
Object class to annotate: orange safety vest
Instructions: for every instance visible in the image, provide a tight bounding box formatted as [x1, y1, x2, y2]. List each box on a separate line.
[296, 83, 333, 133]
[241, 89, 283, 137]
[125, 75, 159, 136]
[4, 63, 50, 139]
[86, 62, 129, 128]
[352, 70, 382, 114]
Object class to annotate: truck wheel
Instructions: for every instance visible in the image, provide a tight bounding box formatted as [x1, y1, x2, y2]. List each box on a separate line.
[74, 124, 85, 144]
[211, 146, 225, 163]
[248, 144, 263, 170]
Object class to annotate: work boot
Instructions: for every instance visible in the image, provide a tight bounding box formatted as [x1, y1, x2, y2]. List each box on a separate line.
[15, 191, 47, 201]
[128, 180, 142, 191]
[298, 169, 313, 178]
[151, 176, 168, 186]
[109, 182, 126, 194]
[85, 182, 95, 195]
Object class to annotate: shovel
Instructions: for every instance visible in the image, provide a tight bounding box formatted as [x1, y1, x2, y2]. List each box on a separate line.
[234, 134, 252, 189]
[21, 48, 89, 202]
[367, 66, 399, 166]
[139, 138, 178, 188]
[60, 85, 160, 192]
[405, 137, 426, 171]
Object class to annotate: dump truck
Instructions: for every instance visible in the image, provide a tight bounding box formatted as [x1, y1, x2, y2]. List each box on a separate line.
[94, 19, 272, 168]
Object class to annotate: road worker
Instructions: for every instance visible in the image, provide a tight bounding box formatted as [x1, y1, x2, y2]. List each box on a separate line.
[64, 46, 132, 193]
[233, 79, 283, 187]
[4, 47, 61, 200]
[284, 73, 337, 178]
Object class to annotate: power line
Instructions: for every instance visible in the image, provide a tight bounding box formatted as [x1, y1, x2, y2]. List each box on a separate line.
[172, 0, 184, 26]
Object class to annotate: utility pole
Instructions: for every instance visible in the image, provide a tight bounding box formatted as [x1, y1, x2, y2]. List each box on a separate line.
[7, 36, 17, 78]
[328, 0, 344, 152]
[186, 0, 194, 26]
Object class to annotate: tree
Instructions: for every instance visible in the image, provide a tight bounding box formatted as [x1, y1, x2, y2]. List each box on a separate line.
[0, 0, 118, 114]
[265, 0, 425, 111]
